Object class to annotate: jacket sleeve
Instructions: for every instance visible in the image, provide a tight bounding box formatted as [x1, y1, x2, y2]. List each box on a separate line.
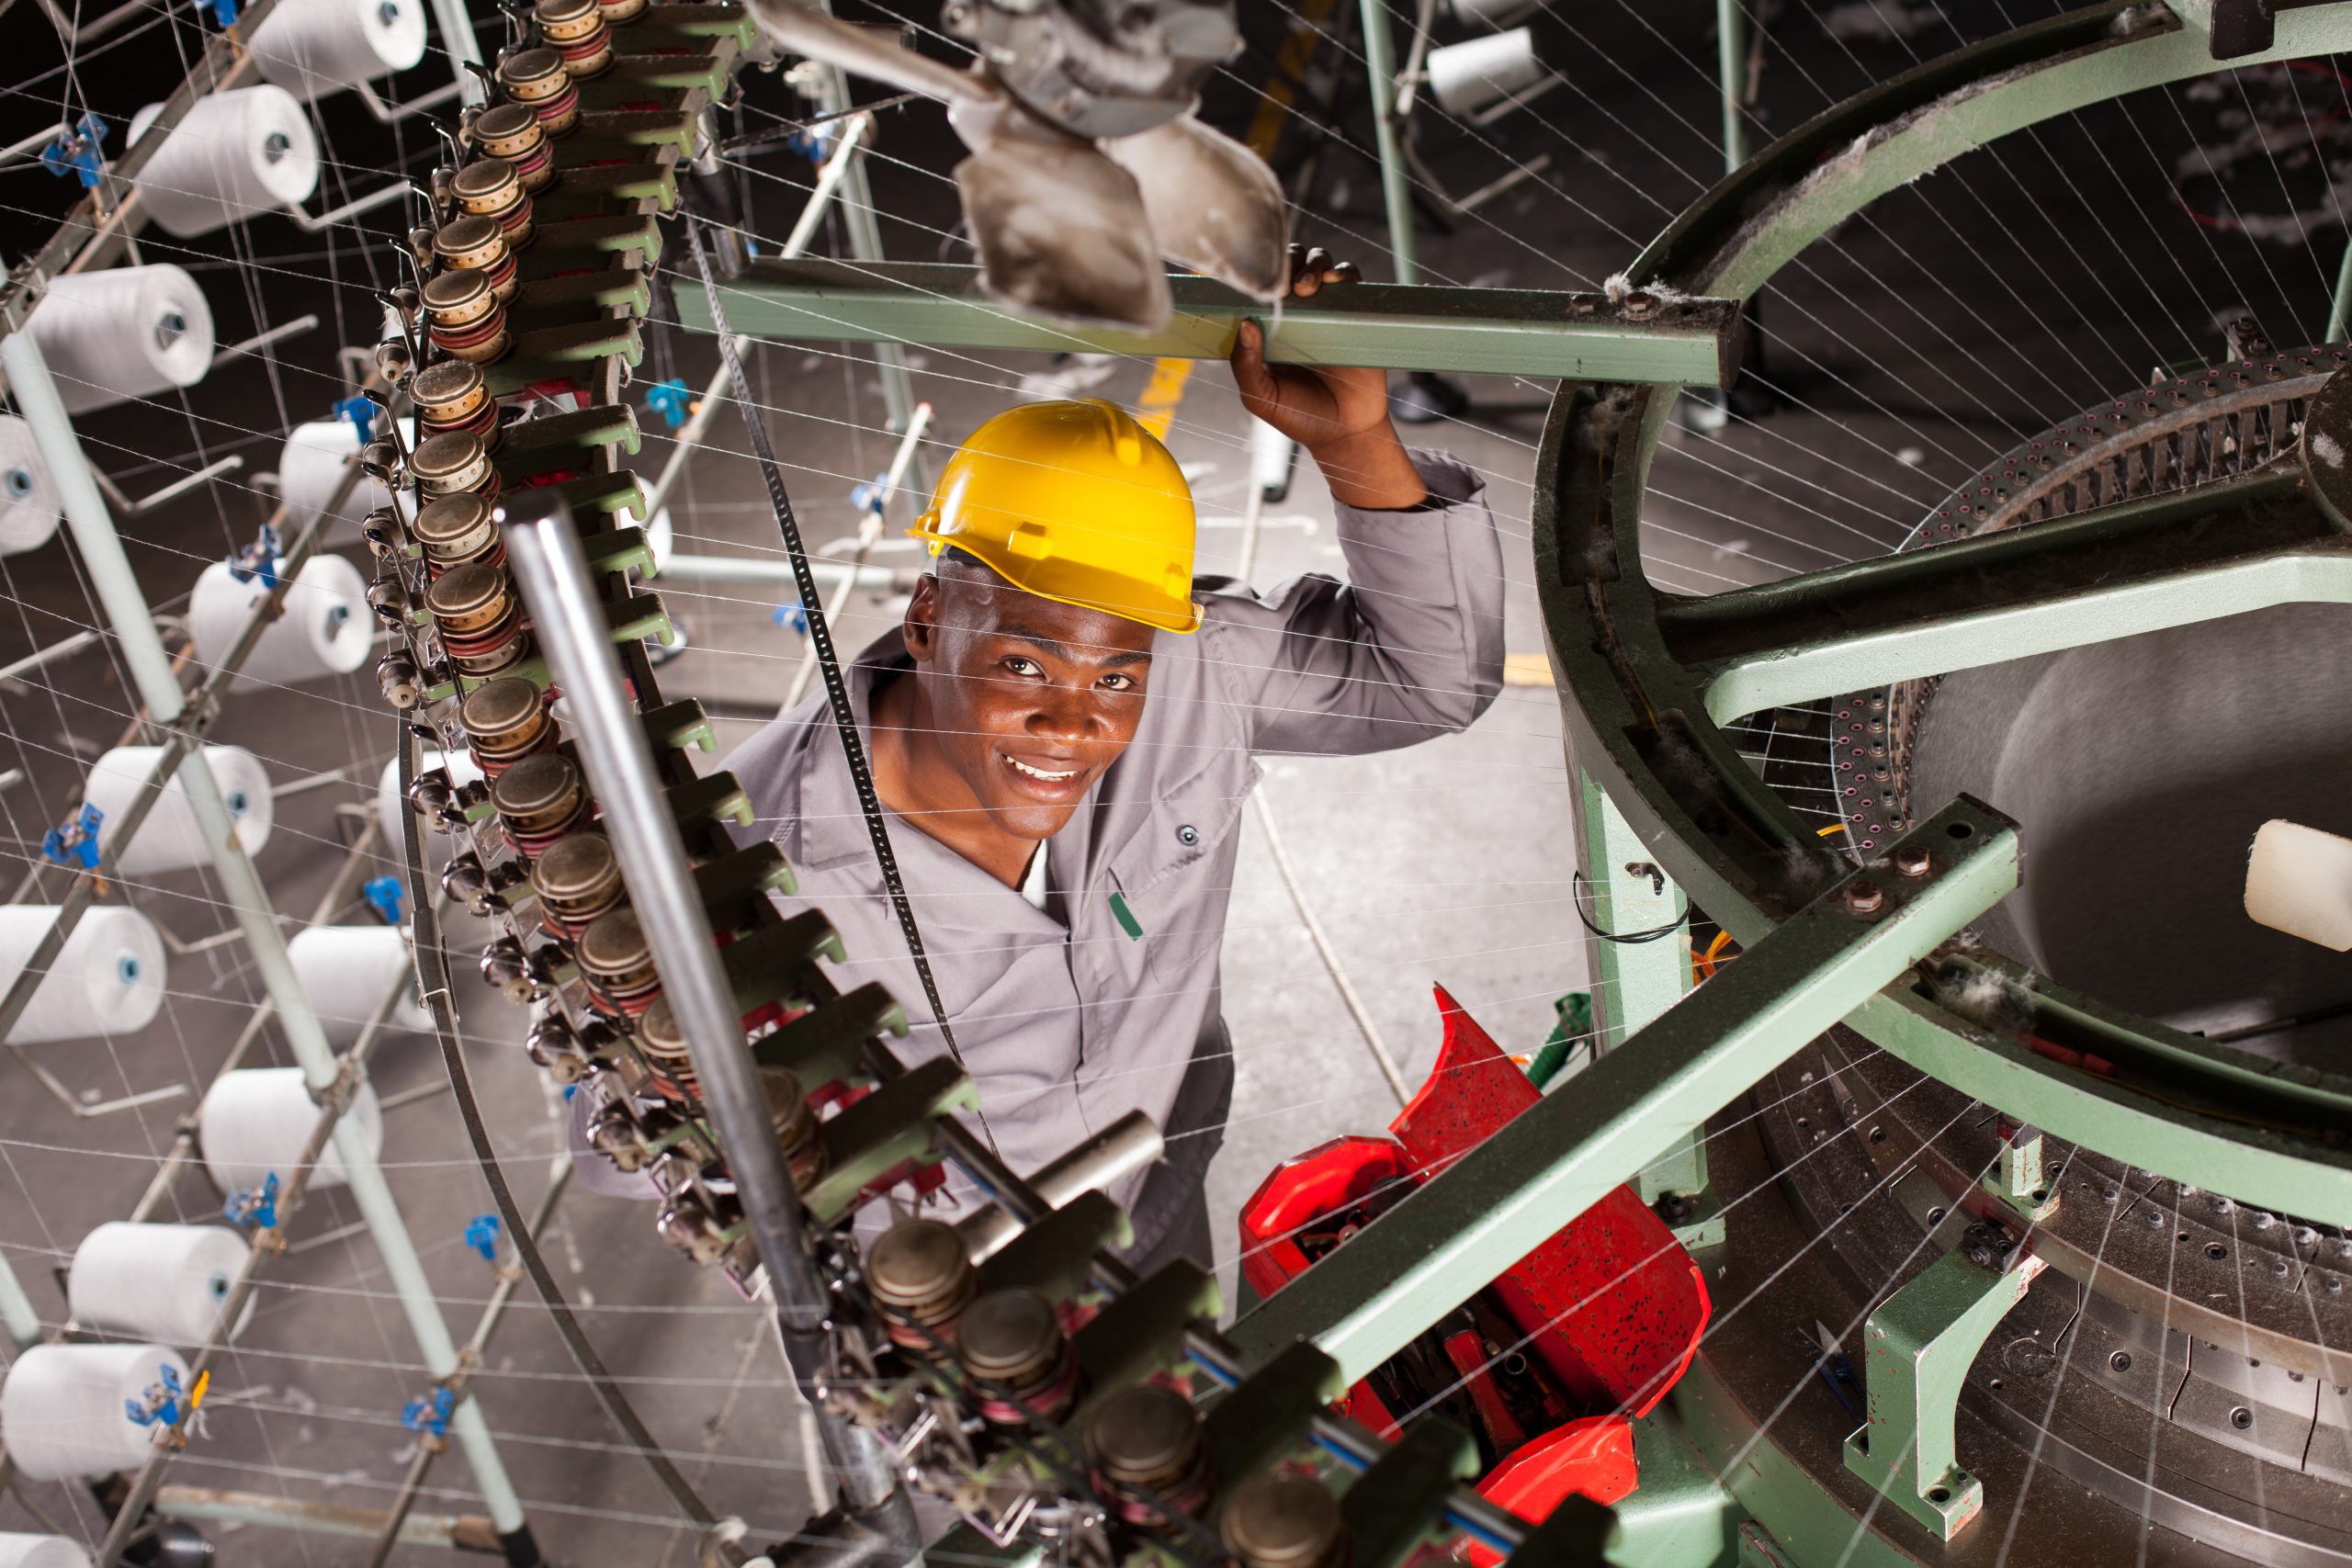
[1199, 449, 1507, 758]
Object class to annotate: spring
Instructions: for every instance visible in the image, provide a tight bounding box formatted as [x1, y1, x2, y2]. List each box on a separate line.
[466, 106, 554, 193]
[411, 360, 501, 447]
[448, 156, 537, 244]
[432, 216, 518, 303]
[456, 675, 557, 776]
[499, 48, 580, 137]
[535, 0, 612, 78]
[423, 267, 510, 364]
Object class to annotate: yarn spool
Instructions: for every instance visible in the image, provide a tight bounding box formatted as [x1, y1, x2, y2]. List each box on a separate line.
[535, 0, 613, 78]
[27, 265, 213, 415]
[80, 744, 273, 877]
[0, 415, 62, 557]
[530, 829, 624, 934]
[448, 157, 535, 244]
[498, 48, 580, 136]
[128, 88, 319, 238]
[376, 749, 483, 865]
[424, 268, 510, 365]
[0, 1344, 186, 1480]
[433, 216, 519, 302]
[287, 924, 429, 1042]
[411, 360, 500, 446]
[276, 417, 412, 541]
[410, 430, 499, 501]
[187, 553, 370, 692]
[413, 492, 504, 577]
[67, 1223, 254, 1347]
[466, 107, 554, 193]
[247, 0, 428, 97]
[458, 677, 555, 774]
[0, 906, 164, 1043]
[1425, 28, 1544, 117]
[198, 1066, 384, 1194]
[429, 562, 532, 679]
[0, 1534, 94, 1568]
[488, 750, 589, 860]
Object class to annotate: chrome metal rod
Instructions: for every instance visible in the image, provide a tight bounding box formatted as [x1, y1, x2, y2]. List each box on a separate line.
[0, 628, 98, 683]
[214, 314, 320, 363]
[153, 1486, 503, 1552]
[501, 492, 901, 1515]
[1356, 0, 1419, 285]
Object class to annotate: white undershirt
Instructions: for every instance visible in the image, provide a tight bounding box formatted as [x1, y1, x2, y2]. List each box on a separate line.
[1019, 843, 1049, 911]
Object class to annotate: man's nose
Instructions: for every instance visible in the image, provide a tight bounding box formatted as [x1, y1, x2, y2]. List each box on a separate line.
[1025, 687, 1101, 743]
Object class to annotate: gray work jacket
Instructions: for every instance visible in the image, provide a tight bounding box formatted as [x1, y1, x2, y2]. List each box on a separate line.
[723, 450, 1504, 1258]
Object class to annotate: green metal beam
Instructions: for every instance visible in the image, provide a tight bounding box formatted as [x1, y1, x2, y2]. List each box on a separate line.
[1227, 798, 2019, 1383]
[670, 259, 1745, 386]
[1657, 461, 2350, 721]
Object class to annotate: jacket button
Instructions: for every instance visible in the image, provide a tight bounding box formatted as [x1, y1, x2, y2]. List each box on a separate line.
[1176, 823, 1199, 847]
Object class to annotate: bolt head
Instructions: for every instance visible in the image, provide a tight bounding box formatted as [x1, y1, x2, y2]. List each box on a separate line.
[1842, 879, 1886, 915]
[1893, 845, 1933, 877]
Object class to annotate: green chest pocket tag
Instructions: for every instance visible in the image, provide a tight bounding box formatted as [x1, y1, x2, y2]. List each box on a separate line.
[1109, 890, 1144, 941]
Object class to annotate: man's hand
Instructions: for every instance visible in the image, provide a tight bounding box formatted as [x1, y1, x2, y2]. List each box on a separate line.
[1229, 245, 1430, 511]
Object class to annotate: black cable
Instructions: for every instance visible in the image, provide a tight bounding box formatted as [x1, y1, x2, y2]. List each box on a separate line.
[398, 725, 728, 1538]
[1568, 870, 1689, 945]
[682, 216, 1000, 1156]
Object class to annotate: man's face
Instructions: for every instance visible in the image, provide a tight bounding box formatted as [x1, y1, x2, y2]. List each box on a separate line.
[902, 559, 1159, 840]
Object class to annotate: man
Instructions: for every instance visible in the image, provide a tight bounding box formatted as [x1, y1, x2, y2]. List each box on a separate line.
[732, 254, 1505, 1269]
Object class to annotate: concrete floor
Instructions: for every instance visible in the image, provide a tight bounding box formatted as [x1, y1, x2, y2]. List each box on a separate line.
[2, 0, 2344, 1560]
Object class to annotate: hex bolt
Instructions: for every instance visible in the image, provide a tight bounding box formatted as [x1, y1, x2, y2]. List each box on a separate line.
[1842, 879, 1887, 916]
[1893, 845, 1933, 877]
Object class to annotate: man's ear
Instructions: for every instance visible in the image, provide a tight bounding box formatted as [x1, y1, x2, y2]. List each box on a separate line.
[902, 573, 943, 665]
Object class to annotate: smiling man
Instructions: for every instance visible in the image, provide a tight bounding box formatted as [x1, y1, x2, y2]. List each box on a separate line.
[729, 256, 1506, 1269]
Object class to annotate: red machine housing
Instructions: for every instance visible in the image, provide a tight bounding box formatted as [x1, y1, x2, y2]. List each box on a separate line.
[1238, 987, 1710, 1557]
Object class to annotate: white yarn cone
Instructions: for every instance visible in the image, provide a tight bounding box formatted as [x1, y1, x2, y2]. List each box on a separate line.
[1427, 28, 1544, 116]
[0, 906, 165, 1043]
[187, 554, 370, 692]
[28, 266, 213, 415]
[0, 416, 62, 557]
[277, 417, 410, 542]
[0, 1342, 186, 1480]
[0, 1533, 95, 1568]
[198, 1066, 383, 1194]
[287, 924, 428, 1042]
[377, 750, 481, 867]
[129, 88, 319, 239]
[249, 0, 428, 97]
[81, 745, 273, 877]
[68, 1224, 254, 1348]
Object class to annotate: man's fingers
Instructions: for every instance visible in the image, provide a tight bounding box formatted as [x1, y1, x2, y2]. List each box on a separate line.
[1326, 260, 1360, 288]
[1294, 245, 1335, 299]
[1229, 318, 1277, 401]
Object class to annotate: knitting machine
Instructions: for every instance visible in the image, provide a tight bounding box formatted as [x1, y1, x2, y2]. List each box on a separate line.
[342, 3, 2352, 1568]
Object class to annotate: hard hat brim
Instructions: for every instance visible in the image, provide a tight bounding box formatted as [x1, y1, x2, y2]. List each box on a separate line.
[912, 522, 1204, 635]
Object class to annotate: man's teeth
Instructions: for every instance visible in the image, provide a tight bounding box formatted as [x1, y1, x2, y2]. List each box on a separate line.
[1007, 757, 1079, 782]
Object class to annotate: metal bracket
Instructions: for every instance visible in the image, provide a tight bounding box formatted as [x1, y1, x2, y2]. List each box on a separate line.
[1842, 1246, 2047, 1540]
[1980, 1121, 2060, 1224]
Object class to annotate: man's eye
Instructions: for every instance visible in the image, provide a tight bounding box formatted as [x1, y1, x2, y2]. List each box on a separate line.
[1004, 656, 1040, 677]
[1099, 673, 1135, 692]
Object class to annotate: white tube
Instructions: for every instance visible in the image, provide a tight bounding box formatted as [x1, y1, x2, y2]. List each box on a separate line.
[0, 415, 62, 557]
[187, 554, 371, 691]
[82, 744, 273, 877]
[128, 88, 320, 239]
[0, 1534, 95, 1568]
[67, 1224, 254, 1348]
[277, 417, 409, 542]
[0, 905, 165, 1043]
[27, 266, 214, 415]
[0, 1342, 185, 1481]
[1427, 28, 1544, 116]
[376, 749, 481, 868]
[287, 924, 427, 1042]
[198, 1066, 383, 1194]
[248, 0, 429, 97]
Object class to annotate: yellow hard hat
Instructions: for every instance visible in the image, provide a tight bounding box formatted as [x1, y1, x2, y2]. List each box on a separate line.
[911, 399, 1202, 634]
